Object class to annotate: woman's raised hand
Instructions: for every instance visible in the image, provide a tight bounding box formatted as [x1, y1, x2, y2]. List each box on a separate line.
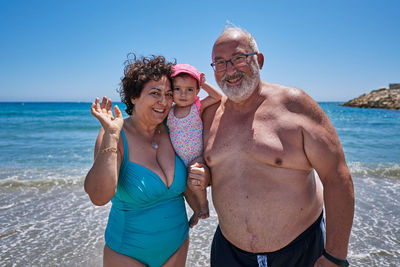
[91, 96, 124, 133]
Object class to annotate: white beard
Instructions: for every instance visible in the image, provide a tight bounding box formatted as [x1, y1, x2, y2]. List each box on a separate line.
[217, 61, 260, 103]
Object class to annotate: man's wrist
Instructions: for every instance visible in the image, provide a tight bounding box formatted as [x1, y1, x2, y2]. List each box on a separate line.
[322, 249, 349, 267]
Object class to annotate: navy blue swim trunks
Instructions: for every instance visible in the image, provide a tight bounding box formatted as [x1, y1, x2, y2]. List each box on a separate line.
[211, 213, 325, 267]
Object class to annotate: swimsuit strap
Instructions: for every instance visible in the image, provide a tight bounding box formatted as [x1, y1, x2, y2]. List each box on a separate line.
[163, 119, 169, 133]
[120, 128, 130, 164]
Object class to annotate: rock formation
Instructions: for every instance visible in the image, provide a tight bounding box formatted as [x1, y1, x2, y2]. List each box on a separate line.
[342, 84, 400, 110]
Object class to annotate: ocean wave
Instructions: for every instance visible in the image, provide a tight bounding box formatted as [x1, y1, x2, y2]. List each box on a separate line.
[0, 167, 86, 189]
[0, 175, 84, 189]
[348, 162, 400, 179]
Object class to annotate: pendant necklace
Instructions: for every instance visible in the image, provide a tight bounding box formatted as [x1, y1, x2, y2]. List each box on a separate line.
[151, 141, 159, 149]
[131, 118, 160, 149]
[151, 127, 161, 149]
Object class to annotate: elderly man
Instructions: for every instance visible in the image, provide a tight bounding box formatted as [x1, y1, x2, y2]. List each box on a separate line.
[190, 27, 354, 267]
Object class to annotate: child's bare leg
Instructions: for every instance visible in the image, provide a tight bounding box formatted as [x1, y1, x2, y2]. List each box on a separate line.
[193, 189, 209, 219]
[184, 188, 200, 228]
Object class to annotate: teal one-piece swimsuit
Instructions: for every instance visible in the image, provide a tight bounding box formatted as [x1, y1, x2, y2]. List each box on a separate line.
[105, 128, 189, 267]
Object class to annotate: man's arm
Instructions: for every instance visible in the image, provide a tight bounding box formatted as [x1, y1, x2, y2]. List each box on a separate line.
[297, 91, 354, 262]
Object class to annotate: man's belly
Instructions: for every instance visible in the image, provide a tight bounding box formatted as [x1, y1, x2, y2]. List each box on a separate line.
[211, 166, 323, 253]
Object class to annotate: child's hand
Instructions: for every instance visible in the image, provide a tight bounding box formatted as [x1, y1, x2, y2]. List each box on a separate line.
[200, 73, 206, 87]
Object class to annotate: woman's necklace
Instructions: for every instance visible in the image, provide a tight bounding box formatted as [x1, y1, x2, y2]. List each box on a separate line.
[151, 126, 161, 149]
[131, 118, 160, 149]
[151, 141, 158, 149]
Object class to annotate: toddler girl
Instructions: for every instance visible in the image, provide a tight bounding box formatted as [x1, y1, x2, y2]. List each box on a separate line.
[167, 64, 222, 221]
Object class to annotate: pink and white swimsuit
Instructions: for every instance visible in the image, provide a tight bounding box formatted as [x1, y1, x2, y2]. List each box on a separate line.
[167, 97, 203, 166]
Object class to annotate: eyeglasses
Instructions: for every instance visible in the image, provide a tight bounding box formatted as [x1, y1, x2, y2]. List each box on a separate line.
[211, 53, 257, 72]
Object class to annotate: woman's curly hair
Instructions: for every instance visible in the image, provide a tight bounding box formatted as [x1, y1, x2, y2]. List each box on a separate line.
[118, 53, 175, 115]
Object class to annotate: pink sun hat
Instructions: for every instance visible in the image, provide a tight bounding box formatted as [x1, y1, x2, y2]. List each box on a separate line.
[171, 64, 201, 84]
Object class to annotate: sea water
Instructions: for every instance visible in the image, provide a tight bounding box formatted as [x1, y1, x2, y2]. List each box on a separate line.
[0, 102, 399, 266]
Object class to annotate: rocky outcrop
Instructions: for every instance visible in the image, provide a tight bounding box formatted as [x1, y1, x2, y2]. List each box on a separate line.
[341, 87, 400, 110]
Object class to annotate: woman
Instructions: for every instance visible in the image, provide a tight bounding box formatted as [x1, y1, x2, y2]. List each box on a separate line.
[84, 54, 205, 267]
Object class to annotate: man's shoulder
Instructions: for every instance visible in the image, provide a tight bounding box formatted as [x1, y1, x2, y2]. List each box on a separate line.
[261, 81, 324, 121]
[202, 99, 222, 122]
[261, 81, 308, 102]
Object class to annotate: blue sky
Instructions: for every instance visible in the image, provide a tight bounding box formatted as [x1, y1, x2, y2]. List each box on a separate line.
[0, 0, 399, 102]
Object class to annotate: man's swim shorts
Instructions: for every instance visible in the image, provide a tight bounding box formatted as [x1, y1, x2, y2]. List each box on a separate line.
[211, 213, 325, 267]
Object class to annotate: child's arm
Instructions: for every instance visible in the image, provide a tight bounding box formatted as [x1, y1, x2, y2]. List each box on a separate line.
[199, 73, 222, 115]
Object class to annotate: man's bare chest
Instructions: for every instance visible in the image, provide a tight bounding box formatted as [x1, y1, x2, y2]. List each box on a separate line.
[204, 110, 309, 169]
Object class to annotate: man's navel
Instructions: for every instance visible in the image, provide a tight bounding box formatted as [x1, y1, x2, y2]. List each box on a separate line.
[275, 157, 283, 166]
